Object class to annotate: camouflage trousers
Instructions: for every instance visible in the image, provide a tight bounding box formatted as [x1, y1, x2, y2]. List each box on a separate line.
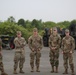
[63, 53, 74, 70]
[49, 50, 59, 67]
[30, 51, 41, 68]
[0, 55, 4, 72]
[14, 52, 25, 70]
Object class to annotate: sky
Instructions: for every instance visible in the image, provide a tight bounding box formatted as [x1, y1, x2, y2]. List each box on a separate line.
[0, 0, 76, 22]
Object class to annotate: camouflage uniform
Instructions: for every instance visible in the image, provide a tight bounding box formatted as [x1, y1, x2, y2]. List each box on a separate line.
[61, 29, 75, 75]
[14, 31, 26, 74]
[28, 28, 43, 72]
[49, 27, 61, 73]
[0, 38, 8, 75]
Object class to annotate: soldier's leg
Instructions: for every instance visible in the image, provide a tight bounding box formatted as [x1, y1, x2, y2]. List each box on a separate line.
[30, 51, 35, 72]
[13, 53, 20, 74]
[49, 51, 54, 73]
[36, 51, 41, 72]
[0, 62, 8, 75]
[63, 53, 68, 74]
[0, 55, 8, 75]
[54, 52, 59, 73]
[69, 53, 75, 75]
[19, 54, 25, 73]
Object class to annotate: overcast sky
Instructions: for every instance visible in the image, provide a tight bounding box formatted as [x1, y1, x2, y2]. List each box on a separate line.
[0, 0, 76, 22]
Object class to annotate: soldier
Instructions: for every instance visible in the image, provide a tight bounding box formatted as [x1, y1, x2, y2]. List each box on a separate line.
[49, 27, 61, 73]
[0, 38, 8, 75]
[28, 28, 43, 72]
[13, 31, 26, 74]
[61, 29, 75, 75]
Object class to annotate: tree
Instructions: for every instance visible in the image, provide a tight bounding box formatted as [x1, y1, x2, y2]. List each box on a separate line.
[31, 19, 39, 29]
[0, 21, 30, 42]
[7, 16, 15, 23]
[70, 20, 76, 26]
[57, 21, 70, 28]
[43, 21, 56, 28]
[18, 18, 26, 27]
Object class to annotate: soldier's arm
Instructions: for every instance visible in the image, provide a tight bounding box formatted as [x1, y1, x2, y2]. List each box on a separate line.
[14, 38, 20, 47]
[71, 37, 75, 53]
[61, 38, 64, 51]
[48, 36, 51, 48]
[22, 38, 26, 46]
[28, 36, 33, 50]
[39, 36, 43, 50]
[57, 35, 61, 49]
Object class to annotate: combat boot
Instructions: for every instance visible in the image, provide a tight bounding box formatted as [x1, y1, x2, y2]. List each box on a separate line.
[55, 66, 58, 73]
[63, 69, 68, 74]
[19, 68, 25, 73]
[31, 67, 34, 72]
[70, 64, 75, 75]
[13, 69, 18, 74]
[51, 66, 54, 73]
[36, 66, 40, 72]
[71, 69, 75, 75]
[1, 72, 8, 75]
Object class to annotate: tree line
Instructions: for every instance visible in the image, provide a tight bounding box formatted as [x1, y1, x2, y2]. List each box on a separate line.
[0, 16, 76, 41]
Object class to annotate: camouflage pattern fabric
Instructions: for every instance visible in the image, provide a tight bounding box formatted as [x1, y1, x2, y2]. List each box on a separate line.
[14, 37, 26, 70]
[61, 36, 75, 70]
[28, 34, 43, 68]
[49, 34, 61, 67]
[0, 38, 4, 72]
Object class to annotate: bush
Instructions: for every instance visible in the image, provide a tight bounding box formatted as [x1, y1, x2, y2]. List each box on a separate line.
[0, 21, 31, 42]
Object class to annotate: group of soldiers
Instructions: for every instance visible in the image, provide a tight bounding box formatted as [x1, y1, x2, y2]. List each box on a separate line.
[0, 27, 75, 75]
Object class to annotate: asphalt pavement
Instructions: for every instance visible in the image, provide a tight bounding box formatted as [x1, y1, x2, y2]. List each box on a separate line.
[1, 46, 76, 75]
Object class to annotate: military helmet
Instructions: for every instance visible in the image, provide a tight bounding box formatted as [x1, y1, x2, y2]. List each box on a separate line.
[65, 29, 69, 33]
[33, 28, 38, 32]
[17, 31, 21, 34]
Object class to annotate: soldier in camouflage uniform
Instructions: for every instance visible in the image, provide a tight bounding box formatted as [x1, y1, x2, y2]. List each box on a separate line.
[0, 38, 8, 75]
[13, 31, 26, 74]
[61, 29, 75, 75]
[49, 27, 61, 73]
[28, 28, 43, 72]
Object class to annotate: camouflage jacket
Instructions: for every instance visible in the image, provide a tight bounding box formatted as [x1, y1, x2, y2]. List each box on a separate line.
[14, 37, 26, 52]
[61, 36, 75, 53]
[28, 34, 43, 50]
[49, 34, 61, 49]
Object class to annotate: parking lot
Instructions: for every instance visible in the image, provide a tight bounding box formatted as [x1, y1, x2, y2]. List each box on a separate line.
[2, 46, 76, 75]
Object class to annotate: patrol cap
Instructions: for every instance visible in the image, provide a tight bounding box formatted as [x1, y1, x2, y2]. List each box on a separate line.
[17, 31, 21, 34]
[33, 28, 38, 32]
[65, 29, 69, 33]
[52, 27, 57, 31]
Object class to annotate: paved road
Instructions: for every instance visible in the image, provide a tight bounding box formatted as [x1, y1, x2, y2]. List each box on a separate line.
[1, 46, 76, 75]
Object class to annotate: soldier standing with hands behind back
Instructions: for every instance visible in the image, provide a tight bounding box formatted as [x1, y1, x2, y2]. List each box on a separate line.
[13, 31, 26, 74]
[61, 29, 75, 75]
[49, 27, 61, 73]
[28, 28, 43, 72]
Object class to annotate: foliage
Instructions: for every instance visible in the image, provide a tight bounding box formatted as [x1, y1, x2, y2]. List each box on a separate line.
[17, 18, 26, 27]
[70, 19, 76, 26]
[0, 21, 30, 42]
[0, 16, 76, 42]
[7, 16, 16, 23]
